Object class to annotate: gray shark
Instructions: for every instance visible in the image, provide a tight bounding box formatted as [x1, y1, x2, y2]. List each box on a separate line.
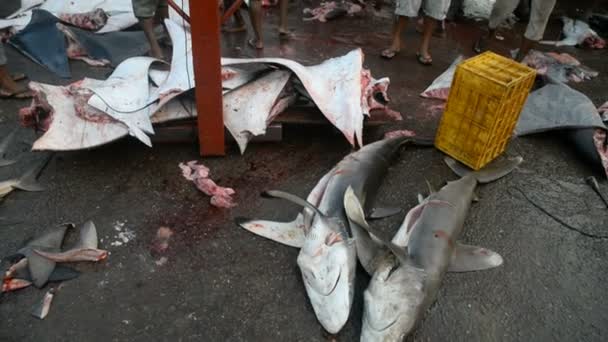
[236, 136, 431, 333]
[344, 155, 522, 341]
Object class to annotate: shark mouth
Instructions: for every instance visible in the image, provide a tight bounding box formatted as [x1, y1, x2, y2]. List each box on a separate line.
[304, 266, 342, 297]
[366, 315, 400, 332]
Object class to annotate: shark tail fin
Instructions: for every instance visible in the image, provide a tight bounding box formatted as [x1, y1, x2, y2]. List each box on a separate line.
[445, 156, 523, 184]
[13, 154, 53, 192]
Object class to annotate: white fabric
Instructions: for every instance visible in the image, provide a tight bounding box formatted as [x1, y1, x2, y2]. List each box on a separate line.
[395, 0, 451, 21]
[489, 0, 556, 41]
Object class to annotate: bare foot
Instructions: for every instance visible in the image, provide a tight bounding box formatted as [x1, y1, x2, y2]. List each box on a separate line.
[0, 69, 28, 97]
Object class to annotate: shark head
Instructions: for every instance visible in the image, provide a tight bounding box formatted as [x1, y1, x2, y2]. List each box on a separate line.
[361, 256, 426, 342]
[297, 216, 356, 333]
[262, 190, 356, 334]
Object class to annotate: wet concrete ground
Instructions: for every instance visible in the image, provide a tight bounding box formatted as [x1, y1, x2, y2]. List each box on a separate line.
[1, 1, 608, 341]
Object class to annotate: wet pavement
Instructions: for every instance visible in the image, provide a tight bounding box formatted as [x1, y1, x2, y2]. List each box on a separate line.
[1, 1, 608, 341]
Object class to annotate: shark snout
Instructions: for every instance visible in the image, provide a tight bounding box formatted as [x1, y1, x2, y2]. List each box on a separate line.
[297, 240, 356, 334]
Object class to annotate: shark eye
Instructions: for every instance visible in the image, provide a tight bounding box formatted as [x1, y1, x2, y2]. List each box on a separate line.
[325, 232, 343, 246]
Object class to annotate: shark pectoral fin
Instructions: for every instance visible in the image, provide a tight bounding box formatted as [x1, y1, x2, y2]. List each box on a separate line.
[448, 243, 504, 272]
[235, 215, 305, 248]
[345, 187, 410, 264]
[344, 186, 370, 228]
[367, 206, 402, 220]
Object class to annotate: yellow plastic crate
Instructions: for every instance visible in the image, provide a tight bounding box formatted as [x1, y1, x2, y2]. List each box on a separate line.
[435, 51, 536, 170]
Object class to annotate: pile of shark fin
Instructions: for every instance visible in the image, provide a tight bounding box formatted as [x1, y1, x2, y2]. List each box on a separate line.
[2, 221, 107, 294]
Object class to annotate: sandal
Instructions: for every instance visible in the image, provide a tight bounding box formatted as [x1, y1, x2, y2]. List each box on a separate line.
[248, 38, 264, 50]
[416, 52, 432, 66]
[381, 48, 399, 59]
[11, 73, 27, 82]
[0, 88, 33, 99]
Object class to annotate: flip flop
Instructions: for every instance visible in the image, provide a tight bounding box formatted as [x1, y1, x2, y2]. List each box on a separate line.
[278, 30, 294, 40]
[0, 88, 33, 99]
[381, 48, 399, 59]
[473, 36, 488, 54]
[416, 52, 432, 66]
[248, 38, 264, 50]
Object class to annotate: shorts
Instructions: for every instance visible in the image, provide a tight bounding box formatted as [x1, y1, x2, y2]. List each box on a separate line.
[395, 0, 451, 21]
[0, 44, 6, 66]
[132, 0, 168, 19]
[488, 0, 556, 41]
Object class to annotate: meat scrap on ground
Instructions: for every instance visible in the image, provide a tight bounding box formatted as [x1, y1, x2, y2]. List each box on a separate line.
[179, 161, 237, 209]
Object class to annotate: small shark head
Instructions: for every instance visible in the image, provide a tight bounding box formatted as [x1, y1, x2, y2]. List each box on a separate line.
[361, 256, 426, 342]
[297, 216, 356, 334]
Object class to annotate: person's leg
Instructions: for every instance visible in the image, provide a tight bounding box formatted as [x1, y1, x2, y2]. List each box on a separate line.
[381, 0, 420, 58]
[0, 44, 31, 98]
[248, 0, 264, 49]
[417, 16, 437, 64]
[278, 0, 289, 35]
[474, 0, 520, 53]
[516, 0, 556, 61]
[416, 0, 450, 64]
[133, 0, 164, 59]
[381, 16, 409, 58]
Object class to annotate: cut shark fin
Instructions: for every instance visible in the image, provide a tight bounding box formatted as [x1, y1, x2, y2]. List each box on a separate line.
[13, 263, 80, 283]
[76, 220, 99, 249]
[12, 154, 53, 192]
[417, 193, 425, 204]
[448, 243, 504, 272]
[0, 128, 18, 167]
[18, 223, 72, 288]
[445, 156, 523, 184]
[344, 187, 409, 265]
[31, 289, 55, 319]
[235, 215, 305, 248]
[367, 206, 402, 220]
[33, 221, 107, 263]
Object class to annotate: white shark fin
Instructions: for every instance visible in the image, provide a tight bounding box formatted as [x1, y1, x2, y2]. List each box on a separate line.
[448, 243, 503, 272]
[235, 214, 305, 248]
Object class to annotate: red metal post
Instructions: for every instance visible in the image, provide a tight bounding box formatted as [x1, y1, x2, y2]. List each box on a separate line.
[167, 0, 191, 23]
[221, 0, 244, 25]
[190, 0, 225, 156]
